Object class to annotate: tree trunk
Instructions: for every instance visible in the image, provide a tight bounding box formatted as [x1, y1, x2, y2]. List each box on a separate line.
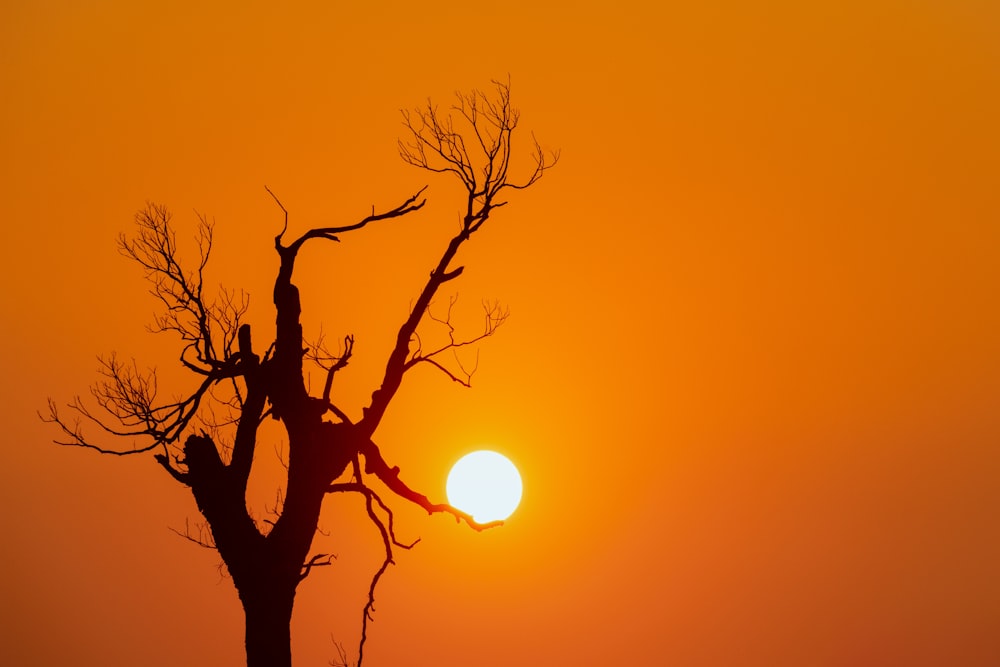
[242, 584, 296, 667]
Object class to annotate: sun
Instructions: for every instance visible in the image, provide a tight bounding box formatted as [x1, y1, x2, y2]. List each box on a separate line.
[446, 450, 523, 523]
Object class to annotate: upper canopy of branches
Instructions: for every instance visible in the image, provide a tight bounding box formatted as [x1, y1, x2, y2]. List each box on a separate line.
[399, 78, 558, 232]
[43, 77, 556, 506]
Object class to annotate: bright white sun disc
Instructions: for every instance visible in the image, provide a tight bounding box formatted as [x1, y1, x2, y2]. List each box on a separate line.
[446, 450, 522, 523]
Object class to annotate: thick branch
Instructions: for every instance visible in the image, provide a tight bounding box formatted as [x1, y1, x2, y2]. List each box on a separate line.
[271, 186, 428, 258]
[229, 324, 265, 493]
[357, 439, 501, 531]
[359, 231, 468, 437]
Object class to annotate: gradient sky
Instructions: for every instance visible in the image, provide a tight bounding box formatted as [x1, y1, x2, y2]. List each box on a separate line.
[2, 1, 999, 665]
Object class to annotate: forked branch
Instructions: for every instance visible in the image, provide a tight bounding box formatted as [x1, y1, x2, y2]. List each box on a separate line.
[300, 552, 337, 582]
[169, 518, 218, 551]
[328, 457, 419, 667]
[306, 331, 356, 407]
[408, 297, 509, 386]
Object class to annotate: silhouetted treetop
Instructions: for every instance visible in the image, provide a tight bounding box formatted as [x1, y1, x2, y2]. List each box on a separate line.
[44, 78, 557, 667]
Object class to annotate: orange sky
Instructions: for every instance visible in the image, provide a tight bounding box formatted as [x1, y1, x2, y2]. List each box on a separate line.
[2, 1, 999, 665]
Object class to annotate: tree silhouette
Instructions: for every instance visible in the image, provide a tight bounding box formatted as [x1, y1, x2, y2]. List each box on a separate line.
[44, 80, 556, 667]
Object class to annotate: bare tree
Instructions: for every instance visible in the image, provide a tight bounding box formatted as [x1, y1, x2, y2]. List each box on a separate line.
[43, 79, 557, 667]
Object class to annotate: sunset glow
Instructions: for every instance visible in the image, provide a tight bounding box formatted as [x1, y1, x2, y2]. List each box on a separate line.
[3, 1, 999, 666]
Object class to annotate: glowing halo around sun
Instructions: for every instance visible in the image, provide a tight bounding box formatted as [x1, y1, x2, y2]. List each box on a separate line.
[446, 450, 523, 523]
